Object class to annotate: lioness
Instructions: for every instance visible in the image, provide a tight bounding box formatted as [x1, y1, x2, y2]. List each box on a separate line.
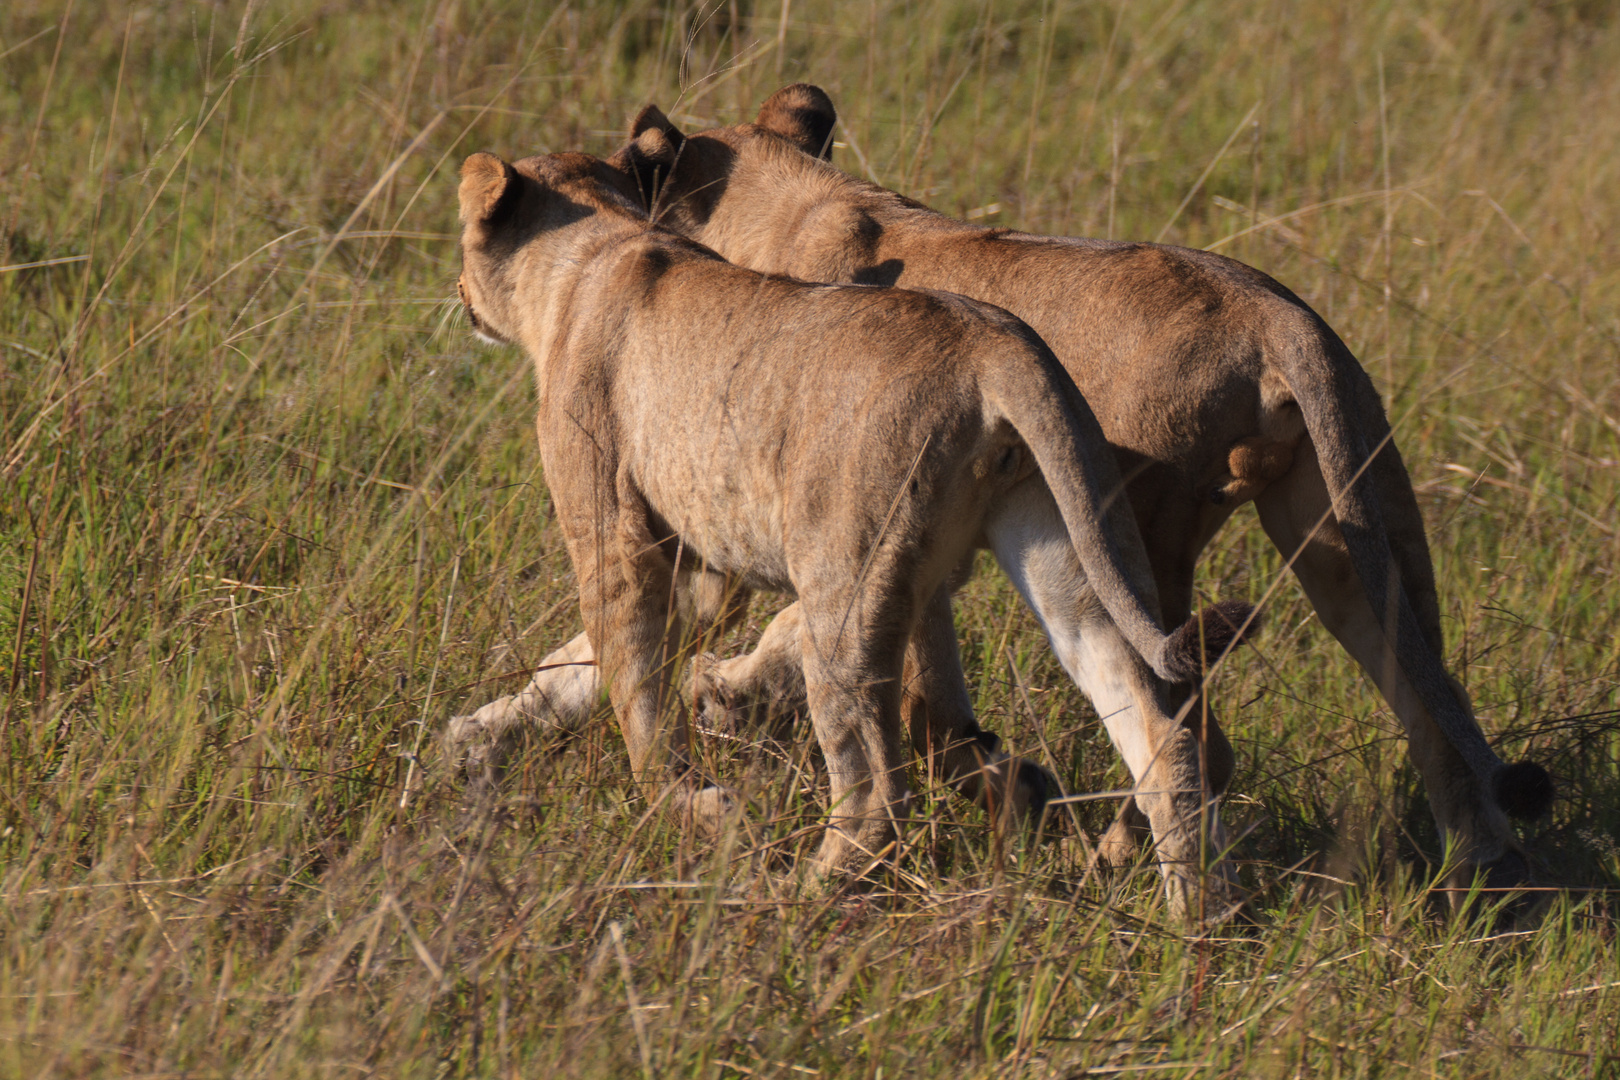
[455, 85, 1552, 906]
[454, 148, 1252, 885]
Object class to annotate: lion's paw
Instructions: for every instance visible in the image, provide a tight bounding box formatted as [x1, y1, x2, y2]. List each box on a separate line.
[686, 783, 742, 835]
[444, 705, 520, 792]
[687, 653, 743, 735]
[951, 749, 1061, 832]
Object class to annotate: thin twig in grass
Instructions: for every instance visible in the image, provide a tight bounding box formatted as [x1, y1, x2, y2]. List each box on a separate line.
[0, 24, 57, 64]
[610, 921, 658, 1080]
[672, 36, 776, 116]
[1154, 100, 1260, 244]
[0, 254, 88, 274]
[295, 111, 447, 311]
[3, 227, 306, 473]
[237, 354, 529, 772]
[252, 434, 430, 495]
[837, 952, 1052, 1036]
[68, 32, 304, 359]
[1441, 462, 1615, 537]
[6, 2, 72, 249]
[401, 544, 461, 809]
[1204, 188, 1417, 253]
[0, 849, 277, 901]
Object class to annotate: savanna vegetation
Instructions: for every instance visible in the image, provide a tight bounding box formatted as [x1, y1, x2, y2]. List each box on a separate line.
[2, 0, 1618, 1075]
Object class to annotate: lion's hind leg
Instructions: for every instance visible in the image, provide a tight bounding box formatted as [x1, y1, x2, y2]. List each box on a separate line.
[789, 568, 924, 881]
[986, 476, 1241, 922]
[1254, 439, 1537, 910]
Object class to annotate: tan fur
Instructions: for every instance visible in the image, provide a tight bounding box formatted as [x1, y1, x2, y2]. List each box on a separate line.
[453, 149, 1249, 890]
[628, 85, 1550, 904]
[458, 85, 1552, 913]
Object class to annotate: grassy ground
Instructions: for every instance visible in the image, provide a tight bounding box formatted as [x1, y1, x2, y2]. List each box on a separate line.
[3, 0, 1619, 1075]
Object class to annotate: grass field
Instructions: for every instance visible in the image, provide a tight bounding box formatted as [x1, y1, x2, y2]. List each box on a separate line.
[4, 0, 1620, 1075]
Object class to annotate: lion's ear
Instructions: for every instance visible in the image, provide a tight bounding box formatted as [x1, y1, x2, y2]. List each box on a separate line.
[459, 152, 521, 228]
[619, 119, 684, 210]
[755, 84, 836, 160]
[629, 103, 686, 147]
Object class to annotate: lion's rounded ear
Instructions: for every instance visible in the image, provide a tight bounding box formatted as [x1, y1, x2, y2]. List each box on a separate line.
[629, 103, 686, 150]
[755, 84, 836, 160]
[459, 152, 521, 228]
[619, 124, 683, 210]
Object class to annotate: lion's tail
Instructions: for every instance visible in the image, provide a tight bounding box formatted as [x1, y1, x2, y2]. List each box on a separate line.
[978, 345, 1260, 686]
[1269, 312, 1553, 819]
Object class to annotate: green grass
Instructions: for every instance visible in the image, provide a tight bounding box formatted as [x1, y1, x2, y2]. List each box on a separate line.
[3, 0, 1619, 1075]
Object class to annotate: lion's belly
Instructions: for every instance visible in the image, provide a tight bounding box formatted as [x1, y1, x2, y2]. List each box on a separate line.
[633, 439, 794, 594]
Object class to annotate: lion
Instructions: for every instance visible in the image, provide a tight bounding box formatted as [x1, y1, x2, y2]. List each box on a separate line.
[454, 85, 1553, 909]
[453, 148, 1254, 892]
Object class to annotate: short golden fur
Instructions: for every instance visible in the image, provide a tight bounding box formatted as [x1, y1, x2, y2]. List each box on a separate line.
[454, 148, 1251, 885]
[456, 85, 1551, 910]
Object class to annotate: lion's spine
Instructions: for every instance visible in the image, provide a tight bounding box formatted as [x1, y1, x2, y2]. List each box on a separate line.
[1269, 313, 1553, 820]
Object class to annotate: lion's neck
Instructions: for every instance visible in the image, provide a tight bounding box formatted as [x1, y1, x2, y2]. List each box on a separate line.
[518, 215, 663, 366]
[691, 152, 985, 282]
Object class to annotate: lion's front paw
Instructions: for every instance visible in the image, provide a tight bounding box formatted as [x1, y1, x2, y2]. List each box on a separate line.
[688, 652, 749, 737]
[687, 784, 741, 835]
[444, 706, 516, 792]
[1094, 812, 1147, 868]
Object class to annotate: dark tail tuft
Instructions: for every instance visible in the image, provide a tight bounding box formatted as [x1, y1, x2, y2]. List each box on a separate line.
[1493, 760, 1554, 820]
[1160, 599, 1261, 682]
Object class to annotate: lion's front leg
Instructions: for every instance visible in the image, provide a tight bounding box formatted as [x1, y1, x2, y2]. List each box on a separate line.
[565, 484, 732, 834]
[452, 570, 750, 788]
[688, 601, 809, 740]
[795, 597, 915, 882]
[445, 632, 602, 789]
